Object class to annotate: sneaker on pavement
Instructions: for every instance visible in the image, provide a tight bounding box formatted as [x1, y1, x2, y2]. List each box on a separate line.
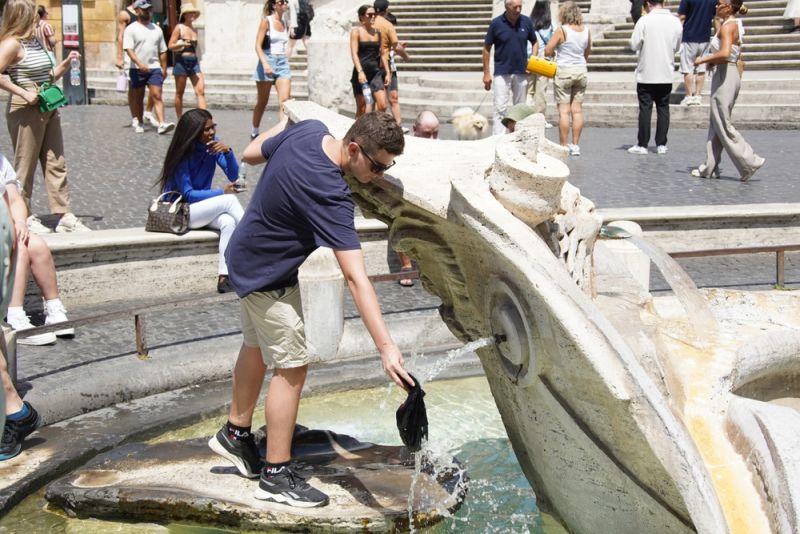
[568, 144, 581, 156]
[44, 300, 75, 338]
[0, 402, 43, 461]
[55, 213, 91, 233]
[208, 425, 263, 478]
[254, 465, 329, 508]
[158, 122, 175, 135]
[656, 145, 668, 155]
[689, 95, 702, 106]
[544, 121, 553, 129]
[134, 123, 145, 134]
[680, 96, 693, 106]
[5, 313, 56, 346]
[144, 112, 160, 128]
[26, 215, 51, 234]
[627, 145, 649, 155]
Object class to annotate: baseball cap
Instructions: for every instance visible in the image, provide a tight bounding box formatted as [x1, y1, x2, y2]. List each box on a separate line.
[133, 0, 152, 9]
[501, 104, 537, 127]
[374, 0, 389, 12]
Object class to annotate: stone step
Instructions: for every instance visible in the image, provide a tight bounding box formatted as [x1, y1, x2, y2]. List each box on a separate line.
[398, 24, 487, 33]
[88, 88, 307, 109]
[87, 68, 308, 83]
[88, 77, 309, 93]
[595, 34, 800, 47]
[590, 50, 800, 62]
[392, 97, 800, 128]
[604, 24, 794, 38]
[397, 84, 796, 105]
[396, 17, 490, 26]
[593, 42, 800, 54]
[588, 59, 800, 69]
[397, 62, 482, 71]
[389, 7, 492, 15]
[407, 73, 799, 91]
[409, 46, 485, 55]
[613, 17, 794, 31]
[392, 0, 490, 5]
[402, 39, 485, 48]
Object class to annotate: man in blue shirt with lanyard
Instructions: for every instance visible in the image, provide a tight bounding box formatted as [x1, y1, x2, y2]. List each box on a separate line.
[483, 0, 536, 135]
[208, 112, 414, 508]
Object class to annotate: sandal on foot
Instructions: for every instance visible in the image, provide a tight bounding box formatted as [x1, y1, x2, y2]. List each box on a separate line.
[398, 267, 415, 287]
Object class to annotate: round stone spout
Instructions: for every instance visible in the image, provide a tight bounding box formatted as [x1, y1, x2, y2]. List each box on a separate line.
[283, 101, 800, 534]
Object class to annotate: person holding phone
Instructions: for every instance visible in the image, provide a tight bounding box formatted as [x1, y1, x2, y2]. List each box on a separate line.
[155, 109, 244, 293]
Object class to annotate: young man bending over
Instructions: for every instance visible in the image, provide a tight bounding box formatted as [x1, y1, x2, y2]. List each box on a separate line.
[209, 111, 413, 507]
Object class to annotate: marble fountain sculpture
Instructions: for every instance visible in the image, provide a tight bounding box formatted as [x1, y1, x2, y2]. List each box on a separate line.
[284, 101, 800, 534]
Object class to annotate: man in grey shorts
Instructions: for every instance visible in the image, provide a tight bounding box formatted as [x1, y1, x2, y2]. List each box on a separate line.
[678, 0, 716, 105]
[208, 112, 413, 508]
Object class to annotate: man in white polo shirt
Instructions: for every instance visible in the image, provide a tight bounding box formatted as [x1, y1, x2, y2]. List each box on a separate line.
[627, 0, 682, 155]
[123, 0, 174, 134]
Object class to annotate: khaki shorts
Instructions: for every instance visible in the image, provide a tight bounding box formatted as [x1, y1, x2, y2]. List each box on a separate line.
[240, 284, 308, 368]
[680, 42, 709, 74]
[553, 67, 588, 103]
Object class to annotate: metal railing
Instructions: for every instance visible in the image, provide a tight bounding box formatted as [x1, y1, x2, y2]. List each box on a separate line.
[10, 270, 421, 385]
[669, 244, 800, 288]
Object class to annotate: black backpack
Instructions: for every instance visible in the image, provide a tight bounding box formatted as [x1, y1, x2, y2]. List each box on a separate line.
[298, 0, 314, 22]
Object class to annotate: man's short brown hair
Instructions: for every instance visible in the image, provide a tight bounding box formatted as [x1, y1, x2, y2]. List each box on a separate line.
[344, 112, 405, 156]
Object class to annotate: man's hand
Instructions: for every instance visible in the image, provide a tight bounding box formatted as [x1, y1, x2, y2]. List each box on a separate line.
[138, 63, 150, 73]
[380, 344, 415, 390]
[483, 72, 492, 91]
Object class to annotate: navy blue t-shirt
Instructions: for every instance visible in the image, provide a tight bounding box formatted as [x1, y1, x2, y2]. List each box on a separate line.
[484, 14, 535, 75]
[225, 120, 361, 298]
[678, 0, 716, 42]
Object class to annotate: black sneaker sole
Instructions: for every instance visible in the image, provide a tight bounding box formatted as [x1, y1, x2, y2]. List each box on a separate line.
[253, 486, 329, 508]
[208, 435, 261, 479]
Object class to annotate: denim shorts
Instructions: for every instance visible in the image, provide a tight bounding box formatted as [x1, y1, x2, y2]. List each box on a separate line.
[129, 67, 164, 88]
[252, 53, 292, 82]
[173, 55, 201, 77]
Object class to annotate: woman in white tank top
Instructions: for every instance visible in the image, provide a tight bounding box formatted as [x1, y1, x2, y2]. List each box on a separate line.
[691, 0, 764, 181]
[545, 2, 591, 156]
[251, 0, 293, 137]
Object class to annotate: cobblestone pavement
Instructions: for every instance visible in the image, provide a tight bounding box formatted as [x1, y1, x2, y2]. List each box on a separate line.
[0, 105, 797, 384]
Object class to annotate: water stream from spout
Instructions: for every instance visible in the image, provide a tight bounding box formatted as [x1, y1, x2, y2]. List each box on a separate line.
[625, 234, 719, 344]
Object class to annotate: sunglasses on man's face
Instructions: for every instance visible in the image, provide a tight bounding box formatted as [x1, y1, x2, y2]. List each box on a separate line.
[365, 12, 376, 17]
[359, 145, 395, 173]
[277, 1, 289, 4]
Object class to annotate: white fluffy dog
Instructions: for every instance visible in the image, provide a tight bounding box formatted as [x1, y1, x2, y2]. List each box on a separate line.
[451, 107, 490, 141]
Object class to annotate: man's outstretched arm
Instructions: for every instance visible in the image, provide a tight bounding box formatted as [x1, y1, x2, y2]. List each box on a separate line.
[334, 248, 414, 389]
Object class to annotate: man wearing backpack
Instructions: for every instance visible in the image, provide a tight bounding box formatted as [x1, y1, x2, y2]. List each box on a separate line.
[287, 0, 314, 57]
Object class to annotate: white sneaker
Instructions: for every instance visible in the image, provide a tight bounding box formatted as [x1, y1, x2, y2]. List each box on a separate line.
[680, 96, 693, 106]
[656, 145, 668, 155]
[44, 300, 74, 338]
[144, 111, 160, 128]
[627, 145, 648, 155]
[26, 215, 51, 234]
[158, 122, 175, 135]
[55, 213, 91, 233]
[569, 144, 581, 156]
[131, 118, 145, 134]
[689, 95, 702, 106]
[544, 121, 554, 129]
[6, 313, 57, 346]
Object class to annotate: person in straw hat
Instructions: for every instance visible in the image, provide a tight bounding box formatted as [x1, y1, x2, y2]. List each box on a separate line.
[168, 2, 206, 118]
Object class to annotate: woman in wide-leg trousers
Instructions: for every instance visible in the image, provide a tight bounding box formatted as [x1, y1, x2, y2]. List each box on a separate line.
[697, 62, 763, 180]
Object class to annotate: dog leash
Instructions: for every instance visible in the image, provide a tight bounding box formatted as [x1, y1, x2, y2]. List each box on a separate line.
[473, 90, 491, 114]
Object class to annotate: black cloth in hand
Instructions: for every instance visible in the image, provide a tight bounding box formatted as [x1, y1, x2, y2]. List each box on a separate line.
[395, 373, 428, 452]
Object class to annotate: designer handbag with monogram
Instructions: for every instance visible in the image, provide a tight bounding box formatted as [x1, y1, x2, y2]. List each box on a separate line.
[145, 192, 191, 235]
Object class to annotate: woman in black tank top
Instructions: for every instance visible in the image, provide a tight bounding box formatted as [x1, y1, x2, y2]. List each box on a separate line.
[349, 4, 389, 117]
[168, 3, 206, 119]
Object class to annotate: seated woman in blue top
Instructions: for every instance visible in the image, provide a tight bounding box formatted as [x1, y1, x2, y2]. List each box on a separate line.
[156, 108, 244, 293]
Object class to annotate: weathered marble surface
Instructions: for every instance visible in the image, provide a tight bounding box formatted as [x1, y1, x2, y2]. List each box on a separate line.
[46, 427, 466, 532]
[279, 101, 800, 534]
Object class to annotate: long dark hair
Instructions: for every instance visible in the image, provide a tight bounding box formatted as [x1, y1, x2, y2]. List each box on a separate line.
[155, 108, 212, 191]
[530, 0, 551, 31]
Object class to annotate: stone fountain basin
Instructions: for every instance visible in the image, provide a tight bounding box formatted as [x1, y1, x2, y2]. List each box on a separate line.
[44, 426, 467, 532]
